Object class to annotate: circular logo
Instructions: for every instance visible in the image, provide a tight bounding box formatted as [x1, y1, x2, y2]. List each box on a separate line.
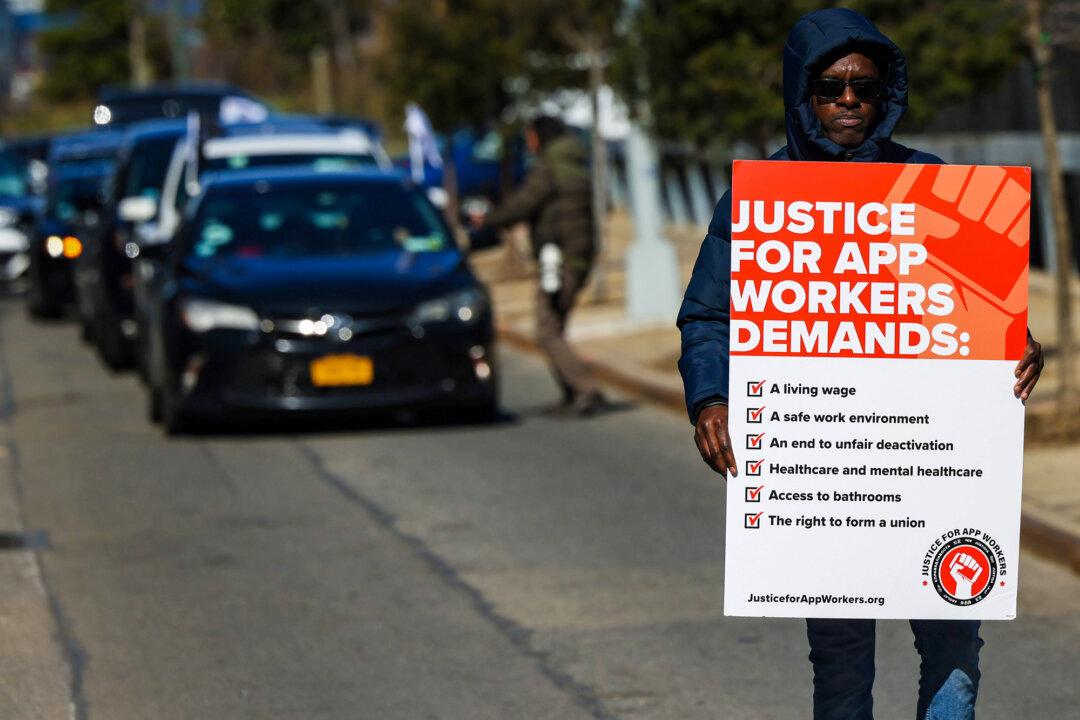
[930, 536, 997, 606]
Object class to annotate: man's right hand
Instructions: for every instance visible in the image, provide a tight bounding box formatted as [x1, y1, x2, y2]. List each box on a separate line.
[694, 404, 738, 478]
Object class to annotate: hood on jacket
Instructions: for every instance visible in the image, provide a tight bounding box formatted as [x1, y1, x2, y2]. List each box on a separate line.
[542, 134, 590, 185]
[780, 8, 908, 162]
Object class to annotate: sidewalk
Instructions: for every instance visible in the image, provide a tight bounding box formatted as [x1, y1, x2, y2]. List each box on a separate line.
[0, 406, 72, 718]
[475, 219, 1080, 575]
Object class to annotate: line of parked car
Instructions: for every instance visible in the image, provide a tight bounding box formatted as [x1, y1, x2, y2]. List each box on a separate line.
[1, 83, 499, 433]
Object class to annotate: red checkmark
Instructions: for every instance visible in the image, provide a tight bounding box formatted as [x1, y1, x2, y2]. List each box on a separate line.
[748, 433, 765, 448]
[750, 379, 767, 394]
[748, 485, 764, 500]
[749, 459, 765, 473]
[746, 512, 763, 527]
[750, 406, 765, 420]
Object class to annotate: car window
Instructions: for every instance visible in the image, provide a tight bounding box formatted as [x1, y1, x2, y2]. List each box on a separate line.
[210, 153, 378, 172]
[189, 183, 450, 260]
[123, 136, 178, 201]
[0, 154, 28, 198]
[102, 95, 225, 125]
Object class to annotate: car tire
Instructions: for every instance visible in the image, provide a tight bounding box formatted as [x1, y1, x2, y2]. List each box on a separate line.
[134, 335, 150, 383]
[26, 272, 62, 319]
[161, 380, 189, 435]
[27, 295, 62, 320]
[79, 314, 94, 343]
[147, 384, 163, 424]
[98, 312, 133, 370]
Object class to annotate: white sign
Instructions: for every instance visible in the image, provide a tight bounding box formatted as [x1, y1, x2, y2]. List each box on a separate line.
[723, 161, 1031, 620]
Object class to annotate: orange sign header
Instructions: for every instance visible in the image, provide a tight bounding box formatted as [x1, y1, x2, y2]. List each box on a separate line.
[729, 160, 1030, 361]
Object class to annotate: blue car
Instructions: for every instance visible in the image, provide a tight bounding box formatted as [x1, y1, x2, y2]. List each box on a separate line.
[0, 148, 43, 281]
[25, 131, 121, 317]
[142, 168, 497, 433]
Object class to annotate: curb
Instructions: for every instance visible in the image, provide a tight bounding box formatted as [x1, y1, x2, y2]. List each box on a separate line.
[497, 321, 1080, 577]
[499, 323, 686, 413]
[1021, 512, 1080, 575]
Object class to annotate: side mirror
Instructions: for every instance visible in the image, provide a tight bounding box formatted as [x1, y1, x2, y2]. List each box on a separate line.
[118, 196, 158, 224]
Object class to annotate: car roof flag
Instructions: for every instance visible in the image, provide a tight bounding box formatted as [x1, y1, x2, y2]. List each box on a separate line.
[405, 103, 442, 184]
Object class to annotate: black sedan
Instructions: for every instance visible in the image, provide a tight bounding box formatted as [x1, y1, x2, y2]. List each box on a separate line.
[26, 151, 116, 318]
[143, 169, 497, 433]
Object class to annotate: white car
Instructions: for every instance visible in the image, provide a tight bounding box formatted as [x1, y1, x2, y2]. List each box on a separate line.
[125, 127, 393, 247]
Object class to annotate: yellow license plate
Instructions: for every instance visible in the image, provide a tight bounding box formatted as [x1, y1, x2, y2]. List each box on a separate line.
[310, 354, 374, 387]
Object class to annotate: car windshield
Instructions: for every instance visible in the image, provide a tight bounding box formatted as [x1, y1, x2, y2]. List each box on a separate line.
[124, 136, 179, 202]
[51, 174, 109, 224]
[189, 183, 450, 260]
[0, 153, 28, 198]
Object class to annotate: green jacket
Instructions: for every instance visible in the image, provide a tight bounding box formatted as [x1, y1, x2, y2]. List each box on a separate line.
[484, 134, 595, 268]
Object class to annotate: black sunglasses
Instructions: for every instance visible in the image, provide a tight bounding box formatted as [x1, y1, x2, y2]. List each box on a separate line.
[811, 78, 884, 102]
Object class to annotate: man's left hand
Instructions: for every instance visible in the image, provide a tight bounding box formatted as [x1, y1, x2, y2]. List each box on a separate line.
[1014, 329, 1044, 402]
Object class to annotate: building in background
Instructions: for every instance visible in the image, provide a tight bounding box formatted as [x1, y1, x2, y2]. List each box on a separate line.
[2, 0, 47, 106]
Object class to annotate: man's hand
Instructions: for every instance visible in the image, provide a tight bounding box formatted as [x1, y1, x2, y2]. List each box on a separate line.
[1014, 329, 1044, 402]
[694, 404, 738, 478]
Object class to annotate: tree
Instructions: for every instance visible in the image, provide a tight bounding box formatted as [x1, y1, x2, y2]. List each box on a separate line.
[376, 0, 521, 131]
[1024, 0, 1077, 414]
[376, 0, 622, 217]
[624, 0, 1024, 156]
[37, 0, 171, 101]
[198, 0, 370, 108]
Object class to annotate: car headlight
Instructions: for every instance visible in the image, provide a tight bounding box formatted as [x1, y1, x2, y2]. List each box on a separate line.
[0, 209, 18, 228]
[410, 287, 488, 326]
[180, 298, 260, 332]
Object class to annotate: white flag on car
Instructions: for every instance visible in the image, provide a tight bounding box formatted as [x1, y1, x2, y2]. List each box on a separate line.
[404, 103, 442, 184]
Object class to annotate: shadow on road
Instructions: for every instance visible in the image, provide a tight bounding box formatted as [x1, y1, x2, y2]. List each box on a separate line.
[184, 406, 522, 441]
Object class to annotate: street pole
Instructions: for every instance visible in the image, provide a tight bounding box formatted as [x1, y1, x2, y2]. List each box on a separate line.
[128, 0, 153, 87]
[624, 124, 682, 322]
[588, 46, 610, 302]
[1025, 0, 1075, 415]
[623, 1, 682, 323]
[310, 46, 335, 114]
[168, 0, 189, 81]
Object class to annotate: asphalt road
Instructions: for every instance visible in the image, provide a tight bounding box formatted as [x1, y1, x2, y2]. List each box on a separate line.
[0, 298, 1077, 719]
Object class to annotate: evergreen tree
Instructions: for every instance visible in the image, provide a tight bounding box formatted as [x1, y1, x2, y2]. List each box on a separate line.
[624, 0, 1023, 155]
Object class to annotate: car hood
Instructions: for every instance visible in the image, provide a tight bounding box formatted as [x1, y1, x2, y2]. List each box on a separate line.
[187, 249, 475, 317]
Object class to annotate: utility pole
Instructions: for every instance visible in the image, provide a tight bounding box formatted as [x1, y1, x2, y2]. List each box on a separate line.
[588, 54, 609, 300]
[322, 0, 357, 113]
[623, 0, 681, 322]
[1025, 0, 1075, 415]
[128, 0, 152, 87]
[310, 46, 335, 114]
[168, 0, 190, 81]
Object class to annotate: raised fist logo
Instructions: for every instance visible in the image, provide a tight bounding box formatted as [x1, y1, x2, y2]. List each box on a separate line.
[948, 552, 984, 601]
[883, 164, 1032, 360]
[933, 542, 994, 605]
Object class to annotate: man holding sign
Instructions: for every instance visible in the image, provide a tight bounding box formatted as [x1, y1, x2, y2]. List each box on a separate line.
[678, 8, 1044, 720]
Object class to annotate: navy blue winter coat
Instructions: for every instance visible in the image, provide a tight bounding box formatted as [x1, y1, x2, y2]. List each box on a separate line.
[677, 8, 944, 422]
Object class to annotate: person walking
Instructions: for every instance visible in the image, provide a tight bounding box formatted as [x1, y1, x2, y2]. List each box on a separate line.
[473, 116, 606, 416]
[677, 8, 1044, 719]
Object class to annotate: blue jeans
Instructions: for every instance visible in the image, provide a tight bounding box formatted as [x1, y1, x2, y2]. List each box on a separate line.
[805, 619, 983, 720]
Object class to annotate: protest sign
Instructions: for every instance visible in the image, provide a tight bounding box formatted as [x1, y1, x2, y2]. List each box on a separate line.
[723, 160, 1030, 620]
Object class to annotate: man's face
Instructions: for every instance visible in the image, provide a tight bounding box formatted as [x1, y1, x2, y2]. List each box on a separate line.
[811, 52, 881, 149]
[525, 128, 540, 156]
